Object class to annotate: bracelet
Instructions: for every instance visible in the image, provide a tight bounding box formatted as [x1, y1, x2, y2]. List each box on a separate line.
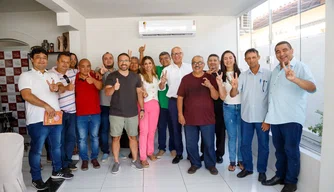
[140, 109, 145, 112]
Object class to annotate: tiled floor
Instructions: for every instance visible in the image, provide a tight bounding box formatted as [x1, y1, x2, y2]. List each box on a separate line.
[22, 148, 298, 192]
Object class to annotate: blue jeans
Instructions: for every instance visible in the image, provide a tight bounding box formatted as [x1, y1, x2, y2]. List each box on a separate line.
[99, 106, 110, 154]
[185, 124, 216, 168]
[271, 123, 302, 184]
[27, 122, 62, 181]
[168, 98, 183, 155]
[240, 120, 269, 173]
[157, 108, 175, 151]
[61, 112, 76, 168]
[223, 103, 242, 163]
[77, 114, 100, 160]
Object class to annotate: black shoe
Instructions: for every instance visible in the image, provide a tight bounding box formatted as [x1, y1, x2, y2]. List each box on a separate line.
[62, 167, 72, 174]
[128, 152, 132, 159]
[172, 155, 183, 164]
[32, 179, 48, 190]
[187, 165, 200, 174]
[207, 166, 219, 175]
[68, 163, 78, 171]
[51, 169, 74, 180]
[262, 176, 285, 186]
[237, 169, 253, 178]
[200, 154, 204, 161]
[281, 183, 297, 192]
[258, 173, 267, 182]
[216, 156, 223, 164]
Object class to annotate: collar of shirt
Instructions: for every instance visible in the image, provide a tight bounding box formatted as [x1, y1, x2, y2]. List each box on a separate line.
[247, 67, 264, 75]
[32, 67, 48, 74]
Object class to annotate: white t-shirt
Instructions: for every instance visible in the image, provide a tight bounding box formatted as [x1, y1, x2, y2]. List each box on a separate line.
[159, 62, 192, 98]
[18, 68, 61, 125]
[140, 74, 159, 103]
[224, 71, 241, 105]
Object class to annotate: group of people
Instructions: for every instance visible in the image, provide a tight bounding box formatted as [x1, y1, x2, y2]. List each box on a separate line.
[19, 40, 316, 192]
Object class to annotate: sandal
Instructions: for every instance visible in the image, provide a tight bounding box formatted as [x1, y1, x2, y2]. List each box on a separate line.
[141, 160, 149, 168]
[228, 164, 236, 172]
[237, 161, 244, 170]
[148, 155, 158, 161]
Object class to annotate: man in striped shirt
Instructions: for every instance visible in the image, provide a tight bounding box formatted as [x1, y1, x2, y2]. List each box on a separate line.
[51, 52, 78, 171]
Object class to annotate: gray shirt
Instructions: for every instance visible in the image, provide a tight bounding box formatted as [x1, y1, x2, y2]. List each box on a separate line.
[100, 71, 112, 106]
[105, 71, 142, 117]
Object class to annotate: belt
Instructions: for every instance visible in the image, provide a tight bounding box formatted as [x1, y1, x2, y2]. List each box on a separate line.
[169, 97, 177, 100]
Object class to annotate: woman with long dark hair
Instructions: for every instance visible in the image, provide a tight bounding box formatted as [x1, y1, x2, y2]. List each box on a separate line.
[220, 50, 243, 172]
[138, 56, 160, 168]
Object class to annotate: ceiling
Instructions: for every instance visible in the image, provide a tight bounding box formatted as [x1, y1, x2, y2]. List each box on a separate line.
[63, 0, 263, 18]
[0, 0, 264, 17]
[0, 0, 49, 13]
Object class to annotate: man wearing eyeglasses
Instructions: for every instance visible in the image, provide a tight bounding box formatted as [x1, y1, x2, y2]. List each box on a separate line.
[159, 46, 192, 164]
[105, 53, 144, 174]
[177, 55, 220, 175]
[51, 52, 78, 172]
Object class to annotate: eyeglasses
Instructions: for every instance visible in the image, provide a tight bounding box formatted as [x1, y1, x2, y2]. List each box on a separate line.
[171, 52, 183, 56]
[119, 60, 129, 63]
[192, 61, 204, 66]
[63, 75, 70, 84]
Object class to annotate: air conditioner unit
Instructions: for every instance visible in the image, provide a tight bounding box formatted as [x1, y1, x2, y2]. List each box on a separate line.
[139, 20, 196, 38]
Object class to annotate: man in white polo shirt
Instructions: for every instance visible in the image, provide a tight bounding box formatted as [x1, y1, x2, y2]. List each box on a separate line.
[18, 48, 73, 190]
[51, 52, 78, 171]
[159, 46, 192, 164]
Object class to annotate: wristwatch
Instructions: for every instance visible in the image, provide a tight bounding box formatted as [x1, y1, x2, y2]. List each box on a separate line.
[140, 108, 145, 112]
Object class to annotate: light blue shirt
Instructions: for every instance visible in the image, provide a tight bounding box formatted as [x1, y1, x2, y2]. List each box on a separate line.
[265, 57, 316, 126]
[239, 67, 271, 123]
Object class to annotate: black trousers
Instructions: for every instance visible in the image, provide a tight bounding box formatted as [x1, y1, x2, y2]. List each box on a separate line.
[201, 101, 226, 156]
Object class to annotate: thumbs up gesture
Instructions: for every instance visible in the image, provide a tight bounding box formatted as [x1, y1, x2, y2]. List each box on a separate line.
[66, 80, 75, 91]
[114, 78, 120, 90]
[86, 72, 94, 84]
[46, 79, 59, 92]
[139, 44, 146, 53]
[100, 64, 108, 75]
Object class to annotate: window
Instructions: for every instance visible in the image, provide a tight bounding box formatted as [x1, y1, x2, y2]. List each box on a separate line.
[237, 0, 325, 154]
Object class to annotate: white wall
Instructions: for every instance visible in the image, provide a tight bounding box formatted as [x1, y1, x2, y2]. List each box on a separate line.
[0, 11, 68, 49]
[86, 16, 237, 68]
[319, 0, 334, 191]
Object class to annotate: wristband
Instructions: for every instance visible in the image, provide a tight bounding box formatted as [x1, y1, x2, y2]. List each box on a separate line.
[140, 109, 145, 112]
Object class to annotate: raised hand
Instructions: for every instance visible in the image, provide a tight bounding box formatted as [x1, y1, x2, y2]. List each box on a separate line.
[100, 64, 108, 75]
[216, 72, 223, 85]
[128, 49, 132, 58]
[230, 72, 239, 89]
[114, 78, 120, 90]
[283, 62, 296, 82]
[201, 77, 213, 88]
[46, 79, 59, 92]
[160, 70, 167, 84]
[66, 80, 75, 91]
[86, 73, 94, 84]
[139, 44, 146, 53]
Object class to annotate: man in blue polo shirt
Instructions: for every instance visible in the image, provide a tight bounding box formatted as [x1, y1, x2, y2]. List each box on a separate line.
[230, 48, 271, 182]
[262, 41, 316, 192]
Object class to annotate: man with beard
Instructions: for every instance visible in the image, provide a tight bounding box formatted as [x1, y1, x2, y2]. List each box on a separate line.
[159, 46, 192, 164]
[98, 52, 116, 163]
[105, 53, 144, 174]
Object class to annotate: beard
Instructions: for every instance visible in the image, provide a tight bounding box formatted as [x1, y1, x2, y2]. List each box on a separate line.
[105, 64, 114, 69]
